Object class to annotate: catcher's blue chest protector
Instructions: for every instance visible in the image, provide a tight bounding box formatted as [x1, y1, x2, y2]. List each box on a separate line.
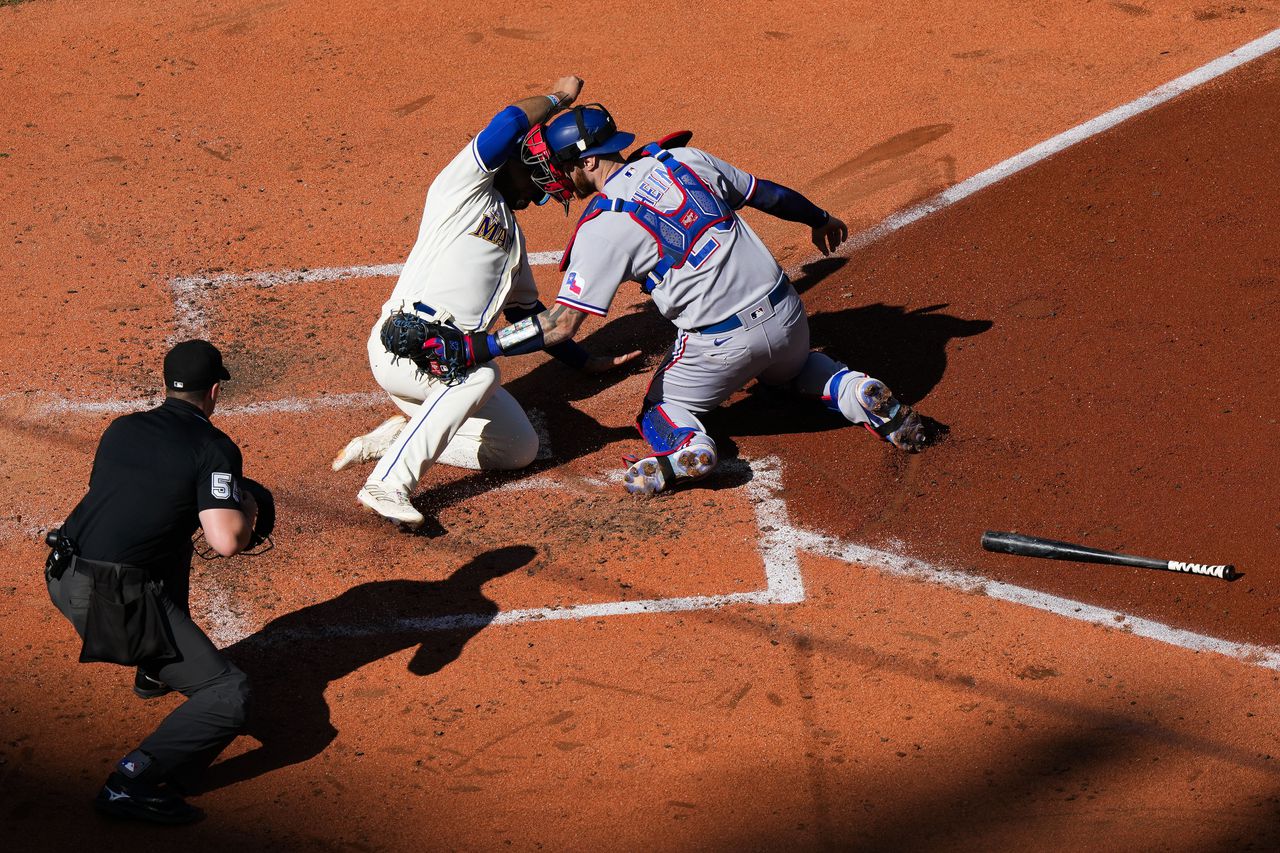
[560, 146, 736, 293]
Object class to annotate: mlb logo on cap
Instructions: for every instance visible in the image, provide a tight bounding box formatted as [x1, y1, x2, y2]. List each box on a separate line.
[164, 340, 231, 392]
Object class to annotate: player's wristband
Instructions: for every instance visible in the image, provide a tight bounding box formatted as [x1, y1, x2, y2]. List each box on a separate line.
[546, 93, 562, 110]
[546, 340, 591, 370]
[484, 315, 546, 359]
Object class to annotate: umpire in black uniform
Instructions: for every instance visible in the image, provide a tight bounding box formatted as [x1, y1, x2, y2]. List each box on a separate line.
[46, 340, 258, 824]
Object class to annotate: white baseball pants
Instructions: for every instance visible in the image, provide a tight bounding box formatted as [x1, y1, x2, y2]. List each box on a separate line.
[364, 330, 539, 493]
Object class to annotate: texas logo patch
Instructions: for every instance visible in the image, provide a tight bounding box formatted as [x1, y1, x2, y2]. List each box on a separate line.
[566, 271, 583, 294]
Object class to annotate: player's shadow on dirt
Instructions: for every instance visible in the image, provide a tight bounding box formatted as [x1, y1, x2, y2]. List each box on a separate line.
[413, 290, 988, 514]
[788, 255, 850, 296]
[405, 303, 677, 521]
[709, 301, 991, 446]
[197, 545, 535, 792]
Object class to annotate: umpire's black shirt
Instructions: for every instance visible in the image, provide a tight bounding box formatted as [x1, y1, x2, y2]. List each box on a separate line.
[62, 398, 244, 592]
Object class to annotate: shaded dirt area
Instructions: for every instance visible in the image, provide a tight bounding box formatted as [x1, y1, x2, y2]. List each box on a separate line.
[772, 48, 1280, 648]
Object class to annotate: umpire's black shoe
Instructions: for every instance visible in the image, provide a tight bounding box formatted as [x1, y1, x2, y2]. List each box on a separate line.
[133, 668, 173, 700]
[94, 773, 202, 825]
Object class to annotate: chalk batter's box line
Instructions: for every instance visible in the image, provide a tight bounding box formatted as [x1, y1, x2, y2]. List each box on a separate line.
[197, 456, 803, 648]
[150, 28, 1280, 667]
[167, 27, 1280, 338]
[193, 453, 1280, 678]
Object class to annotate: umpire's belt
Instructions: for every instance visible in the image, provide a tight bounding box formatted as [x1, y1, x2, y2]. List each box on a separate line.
[689, 276, 791, 335]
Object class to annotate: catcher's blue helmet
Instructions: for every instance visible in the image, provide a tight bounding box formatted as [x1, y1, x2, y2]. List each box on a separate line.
[541, 104, 635, 164]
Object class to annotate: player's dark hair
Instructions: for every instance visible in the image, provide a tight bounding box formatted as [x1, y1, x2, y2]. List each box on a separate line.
[166, 388, 213, 406]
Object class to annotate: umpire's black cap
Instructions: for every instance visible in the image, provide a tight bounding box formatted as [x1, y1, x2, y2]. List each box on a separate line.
[164, 339, 231, 391]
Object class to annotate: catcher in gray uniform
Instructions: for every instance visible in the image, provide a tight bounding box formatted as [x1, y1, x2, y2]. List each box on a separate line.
[381, 104, 933, 495]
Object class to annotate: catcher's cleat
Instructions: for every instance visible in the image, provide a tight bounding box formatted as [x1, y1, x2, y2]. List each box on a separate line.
[865, 404, 931, 452]
[357, 482, 425, 529]
[133, 668, 173, 700]
[94, 773, 202, 825]
[622, 443, 717, 496]
[331, 415, 409, 471]
[884, 406, 930, 452]
[856, 378, 898, 418]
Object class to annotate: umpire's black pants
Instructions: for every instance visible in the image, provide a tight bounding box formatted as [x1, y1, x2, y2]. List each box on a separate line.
[46, 560, 251, 791]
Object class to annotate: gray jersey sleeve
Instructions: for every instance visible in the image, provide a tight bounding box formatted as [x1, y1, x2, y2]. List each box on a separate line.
[681, 148, 759, 210]
[555, 230, 634, 317]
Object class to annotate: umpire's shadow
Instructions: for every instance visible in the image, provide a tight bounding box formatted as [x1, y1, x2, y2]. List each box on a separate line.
[200, 545, 536, 791]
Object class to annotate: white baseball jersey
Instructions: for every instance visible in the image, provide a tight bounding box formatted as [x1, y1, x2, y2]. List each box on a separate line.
[380, 138, 539, 333]
[555, 147, 784, 330]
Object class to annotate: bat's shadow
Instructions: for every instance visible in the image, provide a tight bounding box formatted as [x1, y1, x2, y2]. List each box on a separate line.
[197, 545, 535, 792]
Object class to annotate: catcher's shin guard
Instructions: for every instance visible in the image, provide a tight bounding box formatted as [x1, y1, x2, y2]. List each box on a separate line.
[624, 400, 717, 494]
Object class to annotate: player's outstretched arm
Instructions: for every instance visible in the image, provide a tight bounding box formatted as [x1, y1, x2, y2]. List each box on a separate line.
[386, 304, 638, 378]
[537, 304, 641, 373]
[504, 301, 640, 372]
[747, 179, 848, 255]
[486, 304, 640, 372]
[514, 75, 584, 127]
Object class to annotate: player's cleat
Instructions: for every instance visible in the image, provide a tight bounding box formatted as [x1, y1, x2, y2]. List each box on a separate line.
[357, 482, 425, 529]
[622, 443, 717, 496]
[884, 406, 930, 452]
[331, 415, 409, 471]
[133, 668, 173, 700]
[856, 378, 894, 417]
[863, 403, 931, 452]
[94, 773, 202, 825]
[854, 378, 932, 452]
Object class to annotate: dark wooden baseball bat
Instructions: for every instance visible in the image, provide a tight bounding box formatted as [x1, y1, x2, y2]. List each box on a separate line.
[981, 531, 1238, 581]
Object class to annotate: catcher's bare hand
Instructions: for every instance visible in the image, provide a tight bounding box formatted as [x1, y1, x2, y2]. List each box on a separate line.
[811, 214, 848, 256]
[584, 349, 642, 374]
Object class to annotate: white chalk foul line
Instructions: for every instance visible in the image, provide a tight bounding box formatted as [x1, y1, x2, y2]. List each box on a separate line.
[807, 27, 1280, 265]
[202, 455, 1280, 675]
[800, 535, 1280, 671]
[165, 29, 1280, 338]
[25, 390, 391, 418]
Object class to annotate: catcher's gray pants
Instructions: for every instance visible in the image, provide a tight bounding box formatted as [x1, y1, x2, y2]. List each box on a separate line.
[46, 560, 250, 791]
[644, 281, 883, 449]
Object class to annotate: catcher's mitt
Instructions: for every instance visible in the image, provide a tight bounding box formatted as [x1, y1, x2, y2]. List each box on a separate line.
[242, 477, 275, 553]
[379, 310, 474, 385]
[193, 476, 276, 559]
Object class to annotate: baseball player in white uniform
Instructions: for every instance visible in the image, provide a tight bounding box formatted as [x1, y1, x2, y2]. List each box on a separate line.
[333, 78, 638, 528]
[409, 103, 932, 495]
